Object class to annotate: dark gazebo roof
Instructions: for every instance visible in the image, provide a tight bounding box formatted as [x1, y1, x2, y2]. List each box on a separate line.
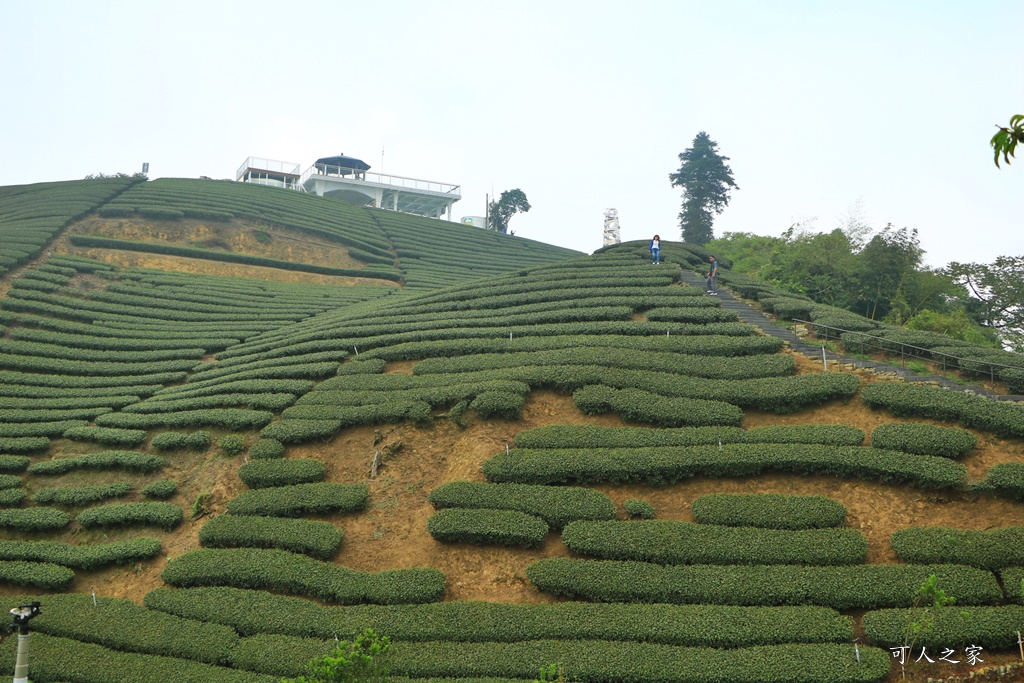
[314, 155, 371, 171]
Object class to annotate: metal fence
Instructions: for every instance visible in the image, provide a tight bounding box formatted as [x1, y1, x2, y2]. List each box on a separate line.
[791, 319, 1019, 387]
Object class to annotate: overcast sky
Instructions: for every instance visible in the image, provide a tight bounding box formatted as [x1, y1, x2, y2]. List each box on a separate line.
[1, 1, 1020, 268]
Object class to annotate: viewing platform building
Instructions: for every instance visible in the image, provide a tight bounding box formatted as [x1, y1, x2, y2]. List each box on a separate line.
[236, 155, 461, 220]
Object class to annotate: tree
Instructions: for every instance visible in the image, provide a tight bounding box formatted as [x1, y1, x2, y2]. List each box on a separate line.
[705, 231, 783, 276]
[669, 132, 738, 245]
[487, 189, 531, 234]
[281, 629, 390, 683]
[852, 224, 924, 321]
[991, 114, 1024, 167]
[947, 256, 1024, 350]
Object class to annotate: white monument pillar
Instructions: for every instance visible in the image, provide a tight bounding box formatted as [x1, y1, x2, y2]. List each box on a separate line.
[603, 208, 621, 247]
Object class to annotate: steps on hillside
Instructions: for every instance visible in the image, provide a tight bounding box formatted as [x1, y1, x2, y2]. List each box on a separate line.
[675, 270, 1024, 401]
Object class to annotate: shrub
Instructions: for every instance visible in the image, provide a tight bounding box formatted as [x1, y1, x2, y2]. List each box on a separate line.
[514, 425, 746, 449]
[62, 426, 147, 447]
[483, 443, 967, 490]
[0, 633, 280, 683]
[691, 493, 847, 530]
[77, 502, 183, 531]
[248, 438, 285, 459]
[0, 455, 30, 473]
[4, 592, 239, 665]
[0, 561, 74, 590]
[145, 585, 854, 647]
[96, 408, 274, 430]
[623, 498, 655, 519]
[227, 483, 368, 517]
[574, 385, 743, 427]
[891, 526, 1024, 570]
[238, 459, 326, 489]
[151, 430, 211, 450]
[428, 481, 616, 528]
[427, 508, 549, 548]
[232, 635, 890, 683]
[864, 606, 1024, 649]
[0, 489, 25, 506]
[261, 419, 342, 443]
[870, 422, 977, 458]
[861, 382, 1024, 437]
[561, 520, 867, 566]
[161, 548, 445, 604]
[199, 515, 343, 560]
[0, 437, 49, 453]
[0, 537, 161, 569]
[0, 507, 70, 531]
[218, 434, 246, 456]
[32, 482, 132, 507]
[526, 558, 1001, 609]
[27, 450, 164, 475]
[742, 425, 865, 446]
[142, 479, 178, 499]
[977, 462, 1024, 501]
[469, 391, 526, 419]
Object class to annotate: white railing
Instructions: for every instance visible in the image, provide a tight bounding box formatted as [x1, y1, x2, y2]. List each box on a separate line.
[300, 163, 460, 195]
[236, 157, 301, 181]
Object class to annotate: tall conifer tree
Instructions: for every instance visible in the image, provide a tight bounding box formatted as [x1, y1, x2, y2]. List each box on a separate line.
[669, 132, 738, 245]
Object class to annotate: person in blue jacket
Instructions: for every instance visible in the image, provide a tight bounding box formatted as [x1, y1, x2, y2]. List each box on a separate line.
[650, 235, 661, 265]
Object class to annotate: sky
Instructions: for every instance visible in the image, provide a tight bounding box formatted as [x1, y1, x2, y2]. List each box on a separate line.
[1, 0, 1021, 268]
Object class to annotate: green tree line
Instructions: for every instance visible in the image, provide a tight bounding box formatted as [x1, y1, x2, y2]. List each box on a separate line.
[706, 224, 1022, 350]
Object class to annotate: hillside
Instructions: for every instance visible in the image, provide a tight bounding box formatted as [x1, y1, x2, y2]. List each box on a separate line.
[0, 179, 1023, 682]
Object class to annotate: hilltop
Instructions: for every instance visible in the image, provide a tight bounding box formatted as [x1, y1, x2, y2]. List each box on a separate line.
[0, 177, 1022, 682]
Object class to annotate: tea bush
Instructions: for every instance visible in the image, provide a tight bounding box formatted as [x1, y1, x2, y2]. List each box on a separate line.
[862, 382, 1024, 437]
[891, 526, 1024, 570]
[32, 482, 132, 507]
[0, 537, 160, 569]
[574, 385, 743, 427]
[0, 561, 74, 590]
[870, 422, 977, 458]
[0, 633, 279, 683]
[77, 502, 183, 531]
[226, 482, 368, 517]
[27, 450, 164, 475]
[142, 479, 177, 499]
[526, 558, 1000, 608]
[561, 520, 867, 565]
[623, 498, 656, 519]
[162, 548, 445, 604]
[428, 481, 616, 528]
[5, 592, 239, 665]
[199, 515, 343, 560]
[62, 426, 147, 447]
[248, 438, 285, 459]
[145, 585, 855, 647]
[484, 444, 967, 490]
[691, 493, 847, 530]
[864, 606, 1024, 649]
[151, 431, 211, 451]
[229, 635, 890, 682]
[0, 507, 70, 531]
[238, 458, 326, 489]
[427, 508, 549, 547]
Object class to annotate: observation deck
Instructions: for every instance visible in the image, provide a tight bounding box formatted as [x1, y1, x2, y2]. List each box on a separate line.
[300, 162, 461, 220]
[236, 155, 461, 220]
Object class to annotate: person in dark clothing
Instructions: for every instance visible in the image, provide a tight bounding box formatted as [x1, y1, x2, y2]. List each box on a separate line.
[705, 256, 718, 294]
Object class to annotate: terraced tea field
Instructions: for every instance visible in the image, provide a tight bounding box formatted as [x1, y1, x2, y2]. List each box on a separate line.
[0, 178, 1022, 682]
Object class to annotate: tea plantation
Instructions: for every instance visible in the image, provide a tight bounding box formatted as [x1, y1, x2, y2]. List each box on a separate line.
[0, 177, 1022, 682]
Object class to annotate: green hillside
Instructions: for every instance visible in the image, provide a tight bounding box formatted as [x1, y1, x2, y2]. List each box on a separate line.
[0, 177, 1022, 682]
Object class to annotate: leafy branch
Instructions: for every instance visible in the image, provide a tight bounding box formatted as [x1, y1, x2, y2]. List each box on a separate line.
[991, 114, 1024, 168]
